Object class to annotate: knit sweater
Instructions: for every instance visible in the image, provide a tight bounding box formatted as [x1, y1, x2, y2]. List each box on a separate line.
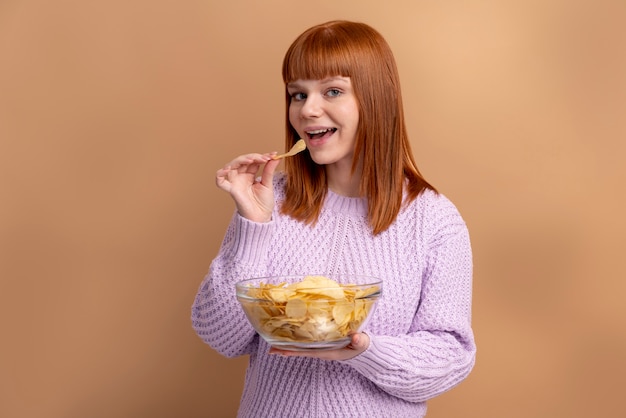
[192, 174, 476, 418]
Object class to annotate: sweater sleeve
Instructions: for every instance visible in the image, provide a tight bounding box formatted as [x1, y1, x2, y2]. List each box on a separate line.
[342, 195, 476, 403]
[191, 212, 274, 358]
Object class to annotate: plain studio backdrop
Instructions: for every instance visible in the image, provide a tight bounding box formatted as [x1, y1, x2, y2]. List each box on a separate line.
[1, 1, 625, 417]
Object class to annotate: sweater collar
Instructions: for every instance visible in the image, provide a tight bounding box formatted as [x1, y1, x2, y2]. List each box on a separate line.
[324, 189, 368, 216]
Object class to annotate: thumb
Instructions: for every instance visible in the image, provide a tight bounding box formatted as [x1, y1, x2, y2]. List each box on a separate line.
[350, 333, 370, 351]
[260, 158, 280, 187]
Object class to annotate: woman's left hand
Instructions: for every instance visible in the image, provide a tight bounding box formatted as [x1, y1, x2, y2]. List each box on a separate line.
[268, 333, 370, 361]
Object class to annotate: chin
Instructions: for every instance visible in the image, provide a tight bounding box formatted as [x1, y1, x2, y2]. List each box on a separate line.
[309, 154, 334, 166]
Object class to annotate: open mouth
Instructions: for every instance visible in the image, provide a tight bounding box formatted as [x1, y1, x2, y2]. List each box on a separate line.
[306, 128, 337, 140]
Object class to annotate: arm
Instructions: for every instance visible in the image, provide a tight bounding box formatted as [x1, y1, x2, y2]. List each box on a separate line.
[343, 199, 475, 402]
[191, 213, 275, 357]
[191, 153, 280, 357]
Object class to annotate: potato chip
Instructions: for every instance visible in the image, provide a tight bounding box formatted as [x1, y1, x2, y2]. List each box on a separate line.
[269, 287, 295, 303]
[285, 298, 308, 318]
[296, 276, 345, 299]
[238, 275, 380, 345]
[332, 302, 353, 327]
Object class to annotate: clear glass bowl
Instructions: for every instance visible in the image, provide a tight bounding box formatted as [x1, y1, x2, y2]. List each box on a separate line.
[236, 274, 382, 351]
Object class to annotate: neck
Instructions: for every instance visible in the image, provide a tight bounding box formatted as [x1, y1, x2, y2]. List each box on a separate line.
[326, 159, 363, 197]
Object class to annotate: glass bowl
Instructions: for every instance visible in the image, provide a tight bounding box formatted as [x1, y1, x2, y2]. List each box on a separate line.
[236, 274, 382, 351]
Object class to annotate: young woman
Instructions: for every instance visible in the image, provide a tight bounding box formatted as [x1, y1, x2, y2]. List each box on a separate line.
[192, 20, 476, 417]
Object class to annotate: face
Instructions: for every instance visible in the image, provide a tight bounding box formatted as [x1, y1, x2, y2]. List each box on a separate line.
[287, 77, 359, 169]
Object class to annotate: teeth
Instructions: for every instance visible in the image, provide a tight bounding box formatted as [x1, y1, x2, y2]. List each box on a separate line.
[307, 128, 331, 134]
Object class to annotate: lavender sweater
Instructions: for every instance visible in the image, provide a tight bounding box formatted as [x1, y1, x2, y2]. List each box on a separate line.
[192, 174, 475, 417]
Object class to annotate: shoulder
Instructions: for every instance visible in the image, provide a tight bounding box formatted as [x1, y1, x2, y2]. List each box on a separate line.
[406, 188, 463, 219]
[403, 188, 469, 239]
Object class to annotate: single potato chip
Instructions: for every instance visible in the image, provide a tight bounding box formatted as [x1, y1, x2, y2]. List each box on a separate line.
[285, 298, 308, 318]
[332, 302, 353, 327]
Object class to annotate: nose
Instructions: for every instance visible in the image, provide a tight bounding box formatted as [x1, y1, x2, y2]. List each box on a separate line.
[300, 95, 323, 118]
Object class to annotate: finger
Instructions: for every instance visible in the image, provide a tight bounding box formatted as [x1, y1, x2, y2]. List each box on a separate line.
[242, 160, 267, 175]
[259, 158, 280, 186]
[227, 153, 272, 170]
[216, 178, 232, 193]
[216, 165, 232, 178]
[216, 167, 230, 180]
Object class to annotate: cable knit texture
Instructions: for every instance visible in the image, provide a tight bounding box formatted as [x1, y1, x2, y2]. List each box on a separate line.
[192, 173, 475, 418]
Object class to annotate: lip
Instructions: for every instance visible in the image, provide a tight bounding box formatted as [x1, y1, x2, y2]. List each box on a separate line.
[303, 126, 337, 147]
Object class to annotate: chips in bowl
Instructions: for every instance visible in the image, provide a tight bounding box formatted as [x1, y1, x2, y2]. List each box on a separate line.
[236, 275, 382, 350]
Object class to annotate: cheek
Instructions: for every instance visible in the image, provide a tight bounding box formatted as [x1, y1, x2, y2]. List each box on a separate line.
[341, 103, 359, 126]
[288, 105, 299, 125]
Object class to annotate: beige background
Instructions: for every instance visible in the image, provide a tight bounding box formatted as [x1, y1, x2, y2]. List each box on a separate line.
[1, 1, 625, 417]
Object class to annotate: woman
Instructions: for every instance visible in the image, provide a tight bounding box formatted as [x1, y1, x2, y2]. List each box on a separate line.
[192, 20, 476, 417]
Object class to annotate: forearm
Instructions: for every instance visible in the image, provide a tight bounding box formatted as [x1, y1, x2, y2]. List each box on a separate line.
[191, 213, 274, 357]
[191, 263, 258, 357]
[343, 330, 475, 402]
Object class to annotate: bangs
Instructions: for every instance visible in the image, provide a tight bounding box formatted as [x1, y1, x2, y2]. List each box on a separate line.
[282, 28, 355, 83]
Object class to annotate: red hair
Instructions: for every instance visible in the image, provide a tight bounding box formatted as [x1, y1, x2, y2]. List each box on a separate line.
[280, 20, 435, 235]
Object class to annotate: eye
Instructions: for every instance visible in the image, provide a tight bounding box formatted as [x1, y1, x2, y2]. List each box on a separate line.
[326, 89, 342, 98]
[290, 92, 307, 101]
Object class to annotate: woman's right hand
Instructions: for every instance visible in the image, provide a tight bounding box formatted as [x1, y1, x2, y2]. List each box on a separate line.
[215, 153, 281, 223]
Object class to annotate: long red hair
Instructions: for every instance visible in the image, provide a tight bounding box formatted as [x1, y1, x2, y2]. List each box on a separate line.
[280, 20, 435, 235]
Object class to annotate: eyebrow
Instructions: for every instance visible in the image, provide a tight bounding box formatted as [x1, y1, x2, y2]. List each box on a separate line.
[287, 77, 350, 89]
